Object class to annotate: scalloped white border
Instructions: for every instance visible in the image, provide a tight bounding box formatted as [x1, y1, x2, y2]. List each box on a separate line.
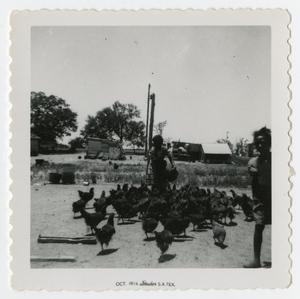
[9, 9, 292, 291]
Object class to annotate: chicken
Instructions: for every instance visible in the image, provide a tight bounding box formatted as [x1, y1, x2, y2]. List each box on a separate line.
[142, 215, 159, 239]
[147, 196, 169, 219]
[240, 194, 254, 221]
[122, 183, 128, 192]
[93, 191, 108, 213]
[226, 205, 236, 224]
[135, 196, 150, 218]
[94, 200, 108, 214]
[72, 199, 87, 217]
[78, 187, 94, 203]
[189, 210, 206, 230]
[229, 189, 243, 209]
[212, 219, 226, 247]
[210, 200, 227, 224]
[154, 229, 173, 255]
[113, 196, 138, 223]
[80, 208, 105, 235]
[161, 212, 190, 237]
[95, 213, 116, 252]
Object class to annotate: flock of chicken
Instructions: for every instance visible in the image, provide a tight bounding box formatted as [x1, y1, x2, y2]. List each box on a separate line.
[72, 183, 255, 257]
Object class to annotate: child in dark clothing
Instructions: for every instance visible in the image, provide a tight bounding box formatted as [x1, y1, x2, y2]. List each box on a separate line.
[148, 135, 175, 193]
[244, 127, 271, 268]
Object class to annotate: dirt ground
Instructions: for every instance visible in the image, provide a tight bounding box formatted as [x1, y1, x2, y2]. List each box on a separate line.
[30, 183, 271, 269]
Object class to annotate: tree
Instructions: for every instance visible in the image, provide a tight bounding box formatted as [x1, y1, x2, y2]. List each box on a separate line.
[154, 120, 167, 136]
[80, 113, 112, 140]
[126, 120, 146, 147]
[31, 92, 78, 144]
[81, 101, 145, 147]
[235, 138, 249, 157]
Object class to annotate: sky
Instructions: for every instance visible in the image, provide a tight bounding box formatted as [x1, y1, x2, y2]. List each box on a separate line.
[31, 26, 270, 145]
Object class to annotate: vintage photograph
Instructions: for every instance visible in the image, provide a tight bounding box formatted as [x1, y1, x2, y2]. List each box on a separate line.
[10, 10, 291, 290]
[30, 25, 271, 268]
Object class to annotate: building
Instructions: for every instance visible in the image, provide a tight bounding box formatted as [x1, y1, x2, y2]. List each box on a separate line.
[200, 143, 232, 164]
[30, 134, 40, 156]
[86, 137, 122, 160]
[171, 141, 202, 161]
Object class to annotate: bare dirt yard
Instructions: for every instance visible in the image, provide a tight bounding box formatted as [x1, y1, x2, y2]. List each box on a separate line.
[30, 182, 271, 269]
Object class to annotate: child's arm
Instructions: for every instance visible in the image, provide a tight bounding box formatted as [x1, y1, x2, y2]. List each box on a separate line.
[248, 157, 258, 175]
[167, 151, 175, 168]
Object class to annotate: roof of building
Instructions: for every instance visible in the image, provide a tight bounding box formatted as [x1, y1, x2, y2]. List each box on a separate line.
[201, 143, 232, 155]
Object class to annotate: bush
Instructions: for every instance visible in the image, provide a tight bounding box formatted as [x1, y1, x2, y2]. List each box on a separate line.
[49, 173, 62, 184]
[61, 172, 75, 184]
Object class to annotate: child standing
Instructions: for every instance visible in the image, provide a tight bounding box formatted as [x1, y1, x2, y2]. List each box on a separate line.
[244, 127, 271, 268]
[148, 135, 175, 193]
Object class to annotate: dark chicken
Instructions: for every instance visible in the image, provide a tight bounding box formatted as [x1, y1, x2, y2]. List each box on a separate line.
[72, 199, 87, 217]
[80, 208, 105, 235]
[146, 196, 168, 219]
[154, 229, 173, 255]
[142, 215, 159, 239]
[240, 194, 254, 221]
[95, 213, 116, 252]
[78, 187, 94, 203]
[189, 210, 206, 230]
[113, 196, 139, 223]
[161, 212, 190, 237]
[93, 191, 108, 214]
[72, 188, 95, 217]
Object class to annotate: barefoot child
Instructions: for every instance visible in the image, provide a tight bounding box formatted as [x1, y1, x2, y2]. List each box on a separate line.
[244, 127, 271, 268]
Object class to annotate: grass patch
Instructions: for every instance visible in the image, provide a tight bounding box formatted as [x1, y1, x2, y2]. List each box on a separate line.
[31, 158, 250, 188]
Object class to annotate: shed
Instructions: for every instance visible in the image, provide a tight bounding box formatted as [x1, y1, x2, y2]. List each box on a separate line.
[30, 134, 40, 156]
[200, 143, 232, 164]
[186, 143, 202, 161]
[86, 137, 122, 160]
[172, 141, 202, 161]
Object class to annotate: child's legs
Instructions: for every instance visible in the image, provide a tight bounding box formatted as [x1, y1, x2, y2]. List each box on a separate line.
[254, 224, 265, 263]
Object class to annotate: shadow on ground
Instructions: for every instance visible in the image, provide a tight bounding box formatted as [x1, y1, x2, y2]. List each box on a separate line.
[97, 248, 119, 256]
[263, 261, 272, 268]
[158, 254, 176, 263]
[214, 242, 228, 249]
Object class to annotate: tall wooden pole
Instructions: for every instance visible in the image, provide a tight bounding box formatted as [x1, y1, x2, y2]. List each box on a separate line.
[149, 93, 155, 150]
[145, 84, 151, 156]
[146, 92, 155, 184]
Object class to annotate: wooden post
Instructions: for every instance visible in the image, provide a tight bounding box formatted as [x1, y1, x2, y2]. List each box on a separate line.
[31, 256, 76, 262]
[149, 93, 155, 149]
[146, 93, 155, 184]
[145, 84, 151, 156]
[37, 235, 97, 245]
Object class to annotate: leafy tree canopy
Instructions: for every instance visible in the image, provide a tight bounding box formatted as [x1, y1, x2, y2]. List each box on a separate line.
[31, 91, 78, 144]
[81, 101, 145, 147]
[68, 136, 86, 149]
